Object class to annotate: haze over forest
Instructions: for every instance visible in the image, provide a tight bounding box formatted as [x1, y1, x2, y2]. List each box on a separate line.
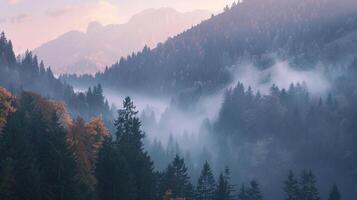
[1, 0, 357, 200]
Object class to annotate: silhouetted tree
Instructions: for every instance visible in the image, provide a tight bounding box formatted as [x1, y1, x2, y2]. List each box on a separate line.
[284, 171, 300, 200]
[196, 161, 216, 200]
[300, 170, 320, 200]
[160, 155, 194, 199]
[247, 180, 263, 200]
[328, 185, 341, 200]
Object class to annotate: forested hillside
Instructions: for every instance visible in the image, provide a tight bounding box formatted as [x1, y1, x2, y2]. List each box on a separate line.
[60, 1, 357, 198]
[0, 88, 342, 200]
[1, 0, 357, 199]
[0, 32, 113, 125]
[63, 0, 357, 94]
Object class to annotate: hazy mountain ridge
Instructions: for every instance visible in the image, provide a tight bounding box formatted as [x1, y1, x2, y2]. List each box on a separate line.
[34, 8, 211, 75]
[62, 0, 357, 95]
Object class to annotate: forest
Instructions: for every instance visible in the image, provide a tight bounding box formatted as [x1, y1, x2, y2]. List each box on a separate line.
[0, 32, 113, 128]
[62, 0, 357, 95]
[0, 87, 342, 200]
[1, 0, 357, 199]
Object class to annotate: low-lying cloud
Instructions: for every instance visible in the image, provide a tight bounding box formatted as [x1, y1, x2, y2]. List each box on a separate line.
[232, 61, 330, 95]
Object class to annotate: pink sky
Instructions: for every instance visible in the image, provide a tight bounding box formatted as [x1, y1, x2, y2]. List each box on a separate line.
[0, 0, 236, 53]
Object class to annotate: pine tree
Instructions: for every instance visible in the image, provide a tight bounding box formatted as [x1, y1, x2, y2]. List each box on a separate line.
[216, 166, 235, 200]
[0, 92, 82, 200]
[247, 180, 263, 200]
[284, 171, 300, 200]
[300, 170, 320, 200]
[95, 138, 136, 200]
[0, 108, 42, 200]
[45, 113, 81, 200]
[216, 173, 229, 200]
[114, 96, 156, 200]
[196, 161, 216, 200]
[160, 155, 194, 199]
[327, 185, 341, 200]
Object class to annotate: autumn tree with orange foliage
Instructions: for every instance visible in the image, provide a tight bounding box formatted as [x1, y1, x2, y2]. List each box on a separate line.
[0, 87, 15, 131]
[68, 116, 109, 196]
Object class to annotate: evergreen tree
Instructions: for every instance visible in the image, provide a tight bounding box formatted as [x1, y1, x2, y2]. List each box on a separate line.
[0, 107, 42, 200]
[0, 92, 82, 200]
[44, 113, 81, 200]
[95, 138, 136, 200]
[284, 171, 300, 200]
[196, 161, 216, 200]
[247, 180, 263, 200]
[215, 166, 234, 200]
[328, 185, 341, 200]
[114, 96, 156, 200]
[216, 173, 231, 200]
[160, 155, 194, 199]
[300, 170, 320, 200]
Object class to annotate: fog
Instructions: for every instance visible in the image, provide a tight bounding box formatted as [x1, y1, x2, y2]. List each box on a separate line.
[231, 60, 331, 96]
[69, 56, 357, 199]
[85, 58, 334, 164]
[102, 87, 223, 146]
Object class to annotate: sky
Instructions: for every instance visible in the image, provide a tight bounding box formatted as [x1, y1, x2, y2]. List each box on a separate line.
[0, 0, 235, 53]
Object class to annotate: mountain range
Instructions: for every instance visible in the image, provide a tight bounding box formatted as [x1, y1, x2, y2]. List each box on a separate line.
[34, 8, 211, 75]
[62, 0, 357, 95]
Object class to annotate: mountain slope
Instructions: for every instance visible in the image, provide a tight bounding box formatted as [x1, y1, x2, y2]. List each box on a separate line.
[0, 32, 113, 125]
[63, 0, 357, 94]
[34, 8, 211, 75]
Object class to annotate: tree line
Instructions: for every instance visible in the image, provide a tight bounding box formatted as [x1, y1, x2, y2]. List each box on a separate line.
[0, 88, 343, 200]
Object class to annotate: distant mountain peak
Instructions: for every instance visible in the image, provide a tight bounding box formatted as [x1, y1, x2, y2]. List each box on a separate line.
[33, 8, 211, 75]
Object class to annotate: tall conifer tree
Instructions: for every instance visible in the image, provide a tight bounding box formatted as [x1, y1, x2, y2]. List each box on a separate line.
[196, 161, 216, 200]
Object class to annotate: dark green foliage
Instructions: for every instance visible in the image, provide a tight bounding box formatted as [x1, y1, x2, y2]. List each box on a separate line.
[196, 161, 216, 200]
[95, 139, 136, 200]
[0, 32, 16, 66]
[115, 96, 156, 200]
[328, 185, 341, 200]
[0, 92, 81, 200]
[212, 79, 357, 198]
[284, 171, 300, 200]
[159, 155, 194, 199]
[96, 97, 155, 200]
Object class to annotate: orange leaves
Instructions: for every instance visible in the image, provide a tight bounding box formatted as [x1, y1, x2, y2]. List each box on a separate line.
[68, 116, 110, 190]
[0, 87, 15, 131]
